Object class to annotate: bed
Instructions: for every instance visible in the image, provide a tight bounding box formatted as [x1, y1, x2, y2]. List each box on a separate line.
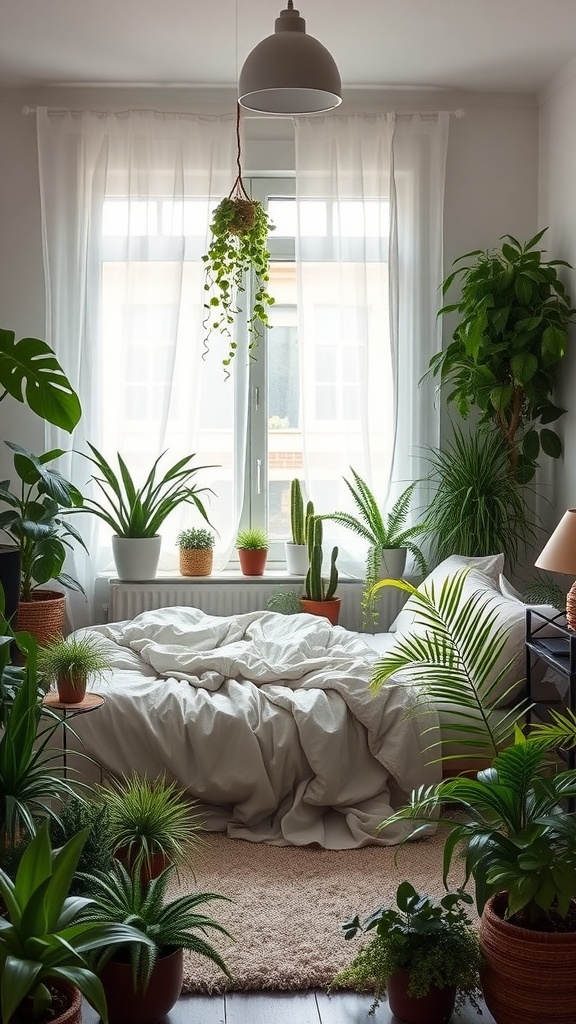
[69, 553, 562, 850]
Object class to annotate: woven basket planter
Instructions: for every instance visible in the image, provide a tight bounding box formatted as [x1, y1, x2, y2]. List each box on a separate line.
[15, 589, 66, 645]
[179, 548, 213, 577]
[480, 892, 576, 1023]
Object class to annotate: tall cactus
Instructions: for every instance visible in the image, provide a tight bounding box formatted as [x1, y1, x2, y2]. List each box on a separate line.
[304, 516, 338, 601]
[325, 545, 339, 600]
[290, 478, 305, 545]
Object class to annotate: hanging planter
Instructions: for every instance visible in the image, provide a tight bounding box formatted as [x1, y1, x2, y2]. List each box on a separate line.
[202, 104, 275, 375]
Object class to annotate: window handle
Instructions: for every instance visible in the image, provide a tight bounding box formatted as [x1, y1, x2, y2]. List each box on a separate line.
[254, 386, 260, 412]
[256, 458, 262, 495]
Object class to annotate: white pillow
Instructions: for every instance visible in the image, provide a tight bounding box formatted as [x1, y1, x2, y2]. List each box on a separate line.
[499, 573, 566, 637]
[389, 553, 505, 633]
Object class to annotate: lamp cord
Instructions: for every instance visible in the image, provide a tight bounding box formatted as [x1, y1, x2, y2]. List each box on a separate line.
[228, 102, 251, 202]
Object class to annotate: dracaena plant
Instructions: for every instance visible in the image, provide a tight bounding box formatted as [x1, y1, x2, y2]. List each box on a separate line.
[427, 229, 576, 482]
[369, 570, 576, 931]
[0, 823, 153, 1024]
[78, 443, 213, 538]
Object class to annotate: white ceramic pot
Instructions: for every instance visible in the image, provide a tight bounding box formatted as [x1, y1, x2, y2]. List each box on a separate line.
[285, 542, 309, 576]
[112, 535, 162, 581]
[379, 548, 407, 579]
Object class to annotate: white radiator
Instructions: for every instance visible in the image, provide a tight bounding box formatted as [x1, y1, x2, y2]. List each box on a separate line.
[106, 576, 407, 634]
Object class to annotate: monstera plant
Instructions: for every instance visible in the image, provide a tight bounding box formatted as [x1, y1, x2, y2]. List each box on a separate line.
[427, 229, 576, 482]
[0, 328, 81, 432]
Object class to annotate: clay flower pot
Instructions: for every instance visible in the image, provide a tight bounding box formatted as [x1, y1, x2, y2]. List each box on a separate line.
[238, 548, 268, 576]
[300, 596, 341, 626]
[56, 671, 87, 705]
[100, 946, 183, 1024]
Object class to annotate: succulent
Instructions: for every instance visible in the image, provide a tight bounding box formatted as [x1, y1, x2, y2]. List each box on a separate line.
[176, 527, 215, 550]
[236, 527, 269, 550]
[303, 516, 338, 602]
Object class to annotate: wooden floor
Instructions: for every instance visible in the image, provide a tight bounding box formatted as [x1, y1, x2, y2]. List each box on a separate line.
[84, 989, 495, 1023]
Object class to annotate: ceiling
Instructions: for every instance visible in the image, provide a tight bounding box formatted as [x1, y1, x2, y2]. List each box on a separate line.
[1, 0, 576, 94]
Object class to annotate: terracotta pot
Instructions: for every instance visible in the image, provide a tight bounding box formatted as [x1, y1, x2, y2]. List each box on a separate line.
[238, 548, 268, 576]
[179, 548, 213, 576]
[300, 597, 341, 626]
[387, 969, 456, 1024]
[15, 590, 66, 645]
[100, 946, 183, 1024]
[114, 845, 171, 886]
[480, 892, 576, 1023]
[13, 980, 82, 1024]
[56, 670, 87, 704]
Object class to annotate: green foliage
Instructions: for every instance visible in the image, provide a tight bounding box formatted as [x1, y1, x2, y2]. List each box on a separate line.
[80, 860, 232, 992]
[371, 571, 576, 930]
[428, 229, 576, 480]
[520, 572, 566, 611]
[290, 478, 305, 545]
[236, 526, 269, 550]
[176, 527, 215, 550]
[266, 589, 302, 615]
[0, 823, 151, 1024]
[0, 442, 86, 600]
[331, 882, 482, 1015]
[78, 443, 213, 538]
[0, 328, 81, 433]
[303, 516, 339, 602]
[322, 472, 427, 627]
[202, 193, 275, 374]
[423, 426, 536, 570]
[50, 794, 114, 893]
[370, 569, 528, 765]
[0, 626, 81, 848]
[100, 773, 203, 872]
[37, 632, 112, 685]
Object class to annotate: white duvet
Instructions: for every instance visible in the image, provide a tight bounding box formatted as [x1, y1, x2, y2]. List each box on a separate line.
[73, 607, 440, 849]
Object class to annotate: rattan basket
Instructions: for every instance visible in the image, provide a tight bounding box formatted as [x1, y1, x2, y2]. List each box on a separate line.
[15, 589, 66, 645]
[179, 548, 213, 577]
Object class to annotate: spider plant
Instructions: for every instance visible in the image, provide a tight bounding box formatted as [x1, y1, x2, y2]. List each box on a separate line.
[423, 425, 537, 570]
[80, 860, 232, 991]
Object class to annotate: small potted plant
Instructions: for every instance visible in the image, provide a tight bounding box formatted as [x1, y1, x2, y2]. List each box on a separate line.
[267, 589, 303, 615]
[176, 526, 215, 577]
[331, 881, 482, 1023]
[78, 444, 213, 581]
[38, 631, 112, 704]
[0, 823, 151, 1024]
[79, 860, 231, 1024]
[236, 526, 269, 576]
[100, 773, 203, 885]
[301, 516, 340, 625]
[285, 478, 314, 576]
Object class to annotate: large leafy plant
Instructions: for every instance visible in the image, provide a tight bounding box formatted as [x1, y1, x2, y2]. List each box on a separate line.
[0, 328, 81, 433]
[428, 229, 576, 481]
[0, 823, 152, 1024]
[78, 443, 212, 538]
[331, 882, 482, 1015]
[0, 442, 86, 601]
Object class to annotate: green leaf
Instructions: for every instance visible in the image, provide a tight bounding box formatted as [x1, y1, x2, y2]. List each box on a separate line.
[511, 352, 538, 384]
[540, 428, 562, 458]
[542, 325, 566, 361]
[522, 430, 540, 462]
[0, 330, 81, 433]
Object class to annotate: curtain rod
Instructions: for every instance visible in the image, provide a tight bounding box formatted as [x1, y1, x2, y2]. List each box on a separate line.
[22, 105, 465, 119]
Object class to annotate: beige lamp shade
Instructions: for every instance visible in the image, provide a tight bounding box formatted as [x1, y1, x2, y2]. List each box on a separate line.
[238, 2, 342, 115]
[535, 509, 576, 630]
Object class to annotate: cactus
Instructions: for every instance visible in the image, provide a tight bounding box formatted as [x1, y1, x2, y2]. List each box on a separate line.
[325, 545, 339, 600]
[290, 479, 305, 545]
[304, 516, 338, 601]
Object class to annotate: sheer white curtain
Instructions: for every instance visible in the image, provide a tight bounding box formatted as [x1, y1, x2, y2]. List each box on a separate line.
[36, 108, 242, 626]
[294, 112, 449, 575]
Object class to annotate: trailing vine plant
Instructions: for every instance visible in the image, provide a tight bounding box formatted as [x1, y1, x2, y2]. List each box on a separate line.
[202, 103, 275, 376]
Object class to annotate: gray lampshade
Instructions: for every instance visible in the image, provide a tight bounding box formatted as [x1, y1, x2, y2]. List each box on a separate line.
[238, 2, 342, 115]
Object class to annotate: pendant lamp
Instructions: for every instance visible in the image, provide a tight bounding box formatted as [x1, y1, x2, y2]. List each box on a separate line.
[238, 1, 342, 115]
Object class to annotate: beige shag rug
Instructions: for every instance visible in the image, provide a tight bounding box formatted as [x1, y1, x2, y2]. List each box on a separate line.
[172, 828, 458, 994]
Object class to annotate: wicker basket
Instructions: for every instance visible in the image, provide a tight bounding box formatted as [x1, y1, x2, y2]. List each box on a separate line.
[179, 548, 213, 577]
[480, 892, 576, 1023]
[15, 590, 66, 645]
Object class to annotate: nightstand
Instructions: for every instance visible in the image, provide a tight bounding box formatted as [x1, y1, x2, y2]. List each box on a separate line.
[525, 608, 576, 774]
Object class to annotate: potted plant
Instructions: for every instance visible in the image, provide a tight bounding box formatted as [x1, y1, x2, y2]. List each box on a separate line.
[0, 329, 82, 625]
[37, 632, 112, 704]
[202, 104, 275, 375]
[427, 228, 576, 482]
[100, 773, 203, 884]
[301, 516, 340, 625]
[331, 881, 482, 1023]
[284, 479, 314, 576]
[176, 526, 215, 577]
[0, 443, 86, 643]
[50, 793, 114, 891]
[78, 443, 213, 581]
[79, 860, 232, 1024]
[236, 526, 269, 576]
[0, 823, 152, 1024]
[423, 425, 537, 571]
[266, 588, 303, 615]
[322, 471, 427, 628]
[370, 571, 576, 1024]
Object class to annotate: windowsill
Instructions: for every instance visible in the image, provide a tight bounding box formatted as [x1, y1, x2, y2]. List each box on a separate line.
[99, 570, 364, 585]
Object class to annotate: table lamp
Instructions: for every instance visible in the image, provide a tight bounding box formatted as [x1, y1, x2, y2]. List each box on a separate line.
[535, 508, 576, 630]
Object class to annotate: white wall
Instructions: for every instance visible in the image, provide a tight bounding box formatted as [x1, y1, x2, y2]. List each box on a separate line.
[0, 85, 539, 620]
[539, 56, 576, 525]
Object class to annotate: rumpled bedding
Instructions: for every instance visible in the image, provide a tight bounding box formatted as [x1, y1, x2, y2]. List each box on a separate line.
[72, 606, 440, 849]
